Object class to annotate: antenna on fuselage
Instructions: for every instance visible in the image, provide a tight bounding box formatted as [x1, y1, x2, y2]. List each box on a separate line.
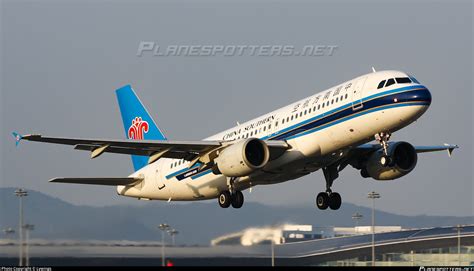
[371, 67, 377, 73]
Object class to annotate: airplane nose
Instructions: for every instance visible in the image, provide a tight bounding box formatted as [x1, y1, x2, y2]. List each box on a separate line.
[420, 87, 432, 106]
[404, 86, 432, 106]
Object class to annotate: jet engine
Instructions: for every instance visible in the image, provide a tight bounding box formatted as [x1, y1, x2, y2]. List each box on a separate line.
[362, 142, 417, 180]
[214, 138, 270, 177]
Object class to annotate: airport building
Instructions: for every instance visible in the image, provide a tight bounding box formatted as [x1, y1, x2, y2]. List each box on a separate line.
[0, 225, 473, 266]
[211, 224, 322, 246]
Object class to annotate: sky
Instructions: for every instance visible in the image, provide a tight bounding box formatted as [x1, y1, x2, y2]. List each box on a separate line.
[1, 0, 472, 216]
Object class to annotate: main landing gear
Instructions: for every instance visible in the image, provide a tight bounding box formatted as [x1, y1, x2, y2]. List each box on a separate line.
[375, 132, 393, 167]
[316, 165, 342, 210]
[218, 177, 244, 209]
[218, 190, 244, 208]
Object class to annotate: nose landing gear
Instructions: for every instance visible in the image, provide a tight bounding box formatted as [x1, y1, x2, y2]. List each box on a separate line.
[375, 132, 393, 167]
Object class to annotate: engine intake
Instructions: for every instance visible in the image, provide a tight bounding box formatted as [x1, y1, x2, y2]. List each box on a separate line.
[365, 141, 417, 180]
[214, 138, 270, 177]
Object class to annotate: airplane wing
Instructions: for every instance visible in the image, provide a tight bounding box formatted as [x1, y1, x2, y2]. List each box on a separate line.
[355, 143, 459, 156]
[13, 133, 289, 164]
[15, 133, 221, 159]
[49, 177, 142, 186]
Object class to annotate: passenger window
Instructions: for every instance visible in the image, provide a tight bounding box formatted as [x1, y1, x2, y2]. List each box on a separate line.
[318, 105, 320, 110]
[385, 78, 395, 87]
[291, 115, 294, 121]
[345, 93, 348, 99]
[331, 99, 334, 105]
[308, 108, 312, 113]
[304, 110, 307, 115]
[377, 80, 386, 89]
[395, 77, 411, 84]
[299, 112, 303, 117]
[336, 97, 339, 102]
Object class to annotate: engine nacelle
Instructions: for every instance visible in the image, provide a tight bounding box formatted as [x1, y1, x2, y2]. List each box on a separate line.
[214, 138, 270, 177]
[365, 142, 417, 180]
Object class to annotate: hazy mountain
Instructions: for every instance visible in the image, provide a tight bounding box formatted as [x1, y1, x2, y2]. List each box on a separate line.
[0, 188, 472, 245]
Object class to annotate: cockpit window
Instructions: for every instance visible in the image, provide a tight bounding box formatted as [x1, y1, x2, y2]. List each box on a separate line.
[385, 78, 395, 87]
[377, 80, 386, 89]
[395, 77, 412, 84]
[410, 77, 420, 84]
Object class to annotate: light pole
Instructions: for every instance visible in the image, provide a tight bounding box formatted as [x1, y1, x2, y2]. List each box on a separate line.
[454, 225, 463, 266]
[352, 212, 363, 233]
[2, 227, 15, 237]
[368, 191, 380, 267]
[15, 188, 28, 266]
[23, 224, 34, 267]
[271, 237, 275, 267]
[158, 223, 170, 267]
[167, 229, 179, 246]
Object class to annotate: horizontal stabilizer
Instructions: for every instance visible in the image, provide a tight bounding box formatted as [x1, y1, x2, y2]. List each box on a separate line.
[49, 177, 142, 186]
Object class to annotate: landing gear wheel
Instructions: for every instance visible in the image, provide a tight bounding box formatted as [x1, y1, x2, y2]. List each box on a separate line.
[380, 155, 392, 167]
[218, 191, 231, 208]
[231, 191, 244, 209]
[360, 168, 370, 178]
[316, 192, 329, 210]
[328, 192, 342, 210]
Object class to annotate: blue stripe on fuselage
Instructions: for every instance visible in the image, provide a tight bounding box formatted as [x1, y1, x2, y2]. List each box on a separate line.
[165, 84, 431, 181]
[271, 87, 430, 140]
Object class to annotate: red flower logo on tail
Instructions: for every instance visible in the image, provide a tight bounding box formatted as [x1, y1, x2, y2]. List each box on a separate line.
[128, 117, 149, 140]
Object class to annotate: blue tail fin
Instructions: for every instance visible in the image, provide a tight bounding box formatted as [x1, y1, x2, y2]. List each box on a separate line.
[116, 85, 167, 171]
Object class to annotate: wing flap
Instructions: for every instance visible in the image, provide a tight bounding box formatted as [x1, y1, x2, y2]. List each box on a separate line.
[49, 177, 142, 186]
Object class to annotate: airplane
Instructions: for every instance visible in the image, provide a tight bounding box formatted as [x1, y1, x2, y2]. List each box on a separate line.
[13, 70, 458, 210]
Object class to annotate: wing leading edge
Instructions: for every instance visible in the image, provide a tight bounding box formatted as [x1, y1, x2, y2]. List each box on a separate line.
[14, 133, 289, 165]
[16, 133, 222, 160]
[49, 177, 142, 186]
[355, 143, 459, 156]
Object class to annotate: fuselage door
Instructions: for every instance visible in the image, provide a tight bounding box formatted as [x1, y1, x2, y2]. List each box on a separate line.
[351, 76, 367, 111]
[272, 118, 280, 135]
[154, 162, 167, 191]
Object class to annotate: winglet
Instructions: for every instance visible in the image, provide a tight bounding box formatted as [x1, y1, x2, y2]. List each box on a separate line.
[444, 143, 459, 157]
[12, 132, 23, 147]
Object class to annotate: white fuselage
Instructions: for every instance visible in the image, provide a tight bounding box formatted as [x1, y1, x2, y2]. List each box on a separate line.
[117, 70, 432, 201]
